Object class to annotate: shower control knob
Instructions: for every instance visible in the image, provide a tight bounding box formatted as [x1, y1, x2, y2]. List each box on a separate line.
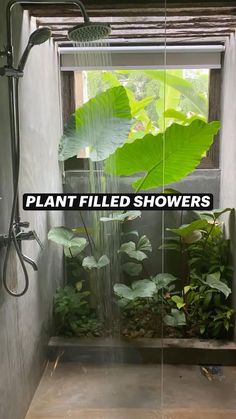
[18, 221, 30, 228]
[0, 66, 23, 78]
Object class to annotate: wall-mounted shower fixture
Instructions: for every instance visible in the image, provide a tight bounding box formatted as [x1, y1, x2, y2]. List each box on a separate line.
[0, 0, 111, 297]
[0, 27, 52, 77]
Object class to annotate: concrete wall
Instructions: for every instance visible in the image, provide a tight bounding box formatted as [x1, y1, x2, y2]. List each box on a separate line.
[220, 33, 236, 319]
[64, 169, 220, 276]
[0, 5, 63, 419]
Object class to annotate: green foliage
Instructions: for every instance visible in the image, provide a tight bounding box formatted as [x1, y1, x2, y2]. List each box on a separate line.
[114, 279, 156, 300]
[160, 209, 234, 338]
[48, 226, 109, 271]
[167, 219, 209, 238]
[82, 255, 110, 270]
[48, 227, 88, 258]
[119, 241, 147, 261]
[52, 70, 229, 340]
[115, 209, 234, 340]
[105, 120, 220, 191]
[194, 208, 232, 221]
[122, 262, 143, 277]
[114, 69, 208, 131]
[54, 285, 101, 337]
[164, 309, 187, 327]
[171, 295, 186, 309]
[152, 273, 177, 291]
[143, 70, 208, 116]
[115, 274, 178, 303]
[58, 86, 132, 161]
[115, 273, 181, 336]
[205, 272, 231, 298]
[118, 235, 152, 261]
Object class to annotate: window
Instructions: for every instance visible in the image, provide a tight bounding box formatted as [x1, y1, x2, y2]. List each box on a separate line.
[61, 47, 222, 170]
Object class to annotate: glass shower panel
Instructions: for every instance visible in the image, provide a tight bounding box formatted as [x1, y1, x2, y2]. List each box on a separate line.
[161, 4, 236, 419]
[59, 5, 167, 419]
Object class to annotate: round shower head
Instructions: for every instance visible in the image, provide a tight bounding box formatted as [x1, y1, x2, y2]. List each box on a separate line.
[67, 22, 111, 43]
[28, 27, 51, 46]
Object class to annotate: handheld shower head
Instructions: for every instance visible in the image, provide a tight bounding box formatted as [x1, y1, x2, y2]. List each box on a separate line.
[28, 27, 52, 46]
[18, 27, 51, 71]
[68, 22, 111, 43]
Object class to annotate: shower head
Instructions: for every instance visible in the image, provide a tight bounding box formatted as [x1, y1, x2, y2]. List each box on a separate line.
[18, 27, 51, 72]
[28, 27, 51, 46]
[68, 22, 111, 43]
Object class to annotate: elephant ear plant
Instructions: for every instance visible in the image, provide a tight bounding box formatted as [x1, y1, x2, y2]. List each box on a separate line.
[58, 85, 132, 162]
[105, 119, 220, 191]
[48, 226, 110, 270]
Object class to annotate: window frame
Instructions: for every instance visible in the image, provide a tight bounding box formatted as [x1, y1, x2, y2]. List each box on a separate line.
[61, 67, 221, 171]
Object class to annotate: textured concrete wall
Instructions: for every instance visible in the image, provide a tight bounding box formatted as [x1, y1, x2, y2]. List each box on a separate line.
[64, 169, 220, 276]
[0, 6, 63, 419]
[220, 33, 236, 320]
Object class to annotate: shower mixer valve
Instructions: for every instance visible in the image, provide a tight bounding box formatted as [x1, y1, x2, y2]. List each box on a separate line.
[0, 222, 44, 250]
[16, 228, 44, 249]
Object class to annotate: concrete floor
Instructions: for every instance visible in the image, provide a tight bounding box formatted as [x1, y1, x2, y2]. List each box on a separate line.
[25, 363, 236, 419]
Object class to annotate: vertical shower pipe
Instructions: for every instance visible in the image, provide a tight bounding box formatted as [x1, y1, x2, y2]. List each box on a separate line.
[3, 0, 91, 296]
[5, 0, 90, 233]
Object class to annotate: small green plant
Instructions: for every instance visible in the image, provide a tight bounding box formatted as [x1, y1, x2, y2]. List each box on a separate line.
[100, 210, 153, 277]
[114, 274, 180, 338]
[54, 284, 102, 337]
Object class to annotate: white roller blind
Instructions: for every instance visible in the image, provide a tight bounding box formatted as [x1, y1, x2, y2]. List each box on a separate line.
[60, 45, 224, 71]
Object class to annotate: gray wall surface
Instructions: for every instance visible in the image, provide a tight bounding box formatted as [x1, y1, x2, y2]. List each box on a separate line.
[64, 169, 220, 276]
[220, 33, 236, 319]
[0, 6, 63, 419]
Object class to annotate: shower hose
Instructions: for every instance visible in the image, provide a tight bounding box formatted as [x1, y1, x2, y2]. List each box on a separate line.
[3, 78, 29, 297]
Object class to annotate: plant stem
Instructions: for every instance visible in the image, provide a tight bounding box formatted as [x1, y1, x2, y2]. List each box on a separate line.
[79, 210, 95, 254]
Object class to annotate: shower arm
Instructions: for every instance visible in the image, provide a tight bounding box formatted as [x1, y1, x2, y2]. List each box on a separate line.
[6, 0, 90, 66]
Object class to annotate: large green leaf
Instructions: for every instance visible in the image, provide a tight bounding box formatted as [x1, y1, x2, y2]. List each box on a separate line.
[118, 241, 148, 261]
[48, 227, 87, 258]
[114, 279, 156, 300]
[119, 235, 152, 261]
[164, 109, 207, 126]
[167, 219, 209, 238]
[105, 119, 220, 191]
[205, 272, 231, 298]
[137, 235, 152, 252]
[82, 255, 110, 270]
[152, 273, 178, 291]
[58, 86, 132, 162]
[195, 208, 232, 221]
[164, 109, 188, 123]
